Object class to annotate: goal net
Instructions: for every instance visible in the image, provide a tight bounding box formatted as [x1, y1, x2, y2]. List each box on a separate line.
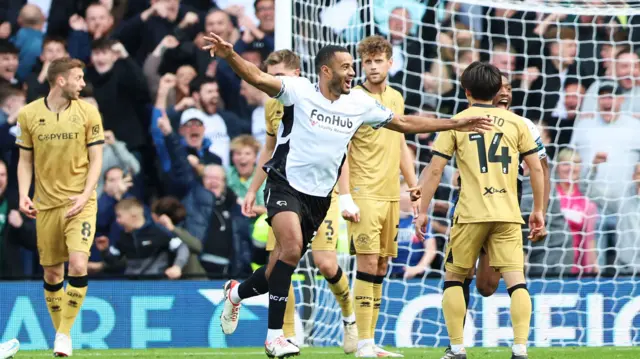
[286, 0, 640, 349]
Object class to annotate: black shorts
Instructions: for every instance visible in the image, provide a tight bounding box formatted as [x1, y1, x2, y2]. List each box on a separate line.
[264, 173, 332, 254]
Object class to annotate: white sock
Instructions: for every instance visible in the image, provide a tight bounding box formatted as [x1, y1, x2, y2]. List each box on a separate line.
[357, 339, 374, 350]
[267, 329, 284, 342]
[230, 284, 241, 304]
[512, 344, 527, 355]
[451, 344, 465, 354]
[343, 313, 356, 324]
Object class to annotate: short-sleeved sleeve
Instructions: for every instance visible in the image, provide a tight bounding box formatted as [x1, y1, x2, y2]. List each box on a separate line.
[521, 116, 547, 159]
[360, 94, 394, 129]
[431, 131, 456, 160]
[85, 105, 105, 146]
[15, 109, 33, 150]
[264, 99, 281, 136]
[517, 120, 539, 157]
[274, 76, 310, 106]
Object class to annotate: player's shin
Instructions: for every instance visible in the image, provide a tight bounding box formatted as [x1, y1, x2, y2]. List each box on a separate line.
[442, 281, 466, 353]
[282, 283, 297, 341]
[371, 275, 384, 335]
[267, 260, 296, 342]
[354, 271, 375, 347]
[508, 283, 532, 354]
[43, 281, 64, 331]
[325, 266, 355, 322]
[57, 275, 88, 336]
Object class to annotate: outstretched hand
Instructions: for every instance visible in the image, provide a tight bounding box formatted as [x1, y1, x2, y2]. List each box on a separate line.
[455, 116, 493, 133]
[202, 32, 233, 59]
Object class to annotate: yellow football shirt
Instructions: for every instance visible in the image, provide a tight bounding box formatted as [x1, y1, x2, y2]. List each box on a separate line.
[264, 98, 284, 136]
[432, 104, 538, 224]
[348, 84, 405, 201]
[15, 98, 105, 210]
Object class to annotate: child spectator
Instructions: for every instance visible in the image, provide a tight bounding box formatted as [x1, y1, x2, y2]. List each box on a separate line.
[227, 135, 266, 215]
[96, 198, 189, 279]
[152, 196, 206, 278]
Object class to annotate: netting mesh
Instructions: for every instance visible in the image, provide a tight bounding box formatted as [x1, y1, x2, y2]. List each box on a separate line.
[291, 0, 640, 348]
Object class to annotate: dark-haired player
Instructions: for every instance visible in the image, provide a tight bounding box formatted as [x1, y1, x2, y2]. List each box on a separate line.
[416, 62, 546, 359]
[202, 32, 492, 357]
[440, 73, 552, 359]
[16, 58, 104, 357]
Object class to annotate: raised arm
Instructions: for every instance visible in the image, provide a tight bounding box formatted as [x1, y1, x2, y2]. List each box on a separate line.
[385, 114, 493, 134]
[203, 32, 282, 97]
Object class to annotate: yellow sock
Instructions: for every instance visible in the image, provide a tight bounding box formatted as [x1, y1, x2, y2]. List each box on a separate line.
[57, 276, 88, 336]
[354, 272, 375, 340]
[283, 283, 296, 338]
[326, 267, 354, 319]
[442, 281, 466, 345]
[371, 278, 383, 336]
[509, 286, 532, 345]
[44, 281, 65, 331]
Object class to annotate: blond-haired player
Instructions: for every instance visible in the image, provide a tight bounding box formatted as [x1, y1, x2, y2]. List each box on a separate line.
[16, 57, 104, 357]
[229, 49, 358, 354]
[338, 35, 420, 358]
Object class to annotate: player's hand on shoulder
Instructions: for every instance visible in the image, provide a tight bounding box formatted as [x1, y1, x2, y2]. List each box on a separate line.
[18, 195, 38, 219]
[455, 116, 493, 133]
[242, 191, 257, 217]
[339, 194, 360, 223]
[414, 213, 429, 241]
[202, 32, 233, 58]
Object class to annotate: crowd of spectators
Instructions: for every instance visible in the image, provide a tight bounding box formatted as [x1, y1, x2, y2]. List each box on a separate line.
[0, 0, 639, 280]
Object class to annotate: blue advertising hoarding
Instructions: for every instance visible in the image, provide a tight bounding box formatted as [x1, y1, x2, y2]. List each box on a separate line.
[0, 279, 639, 350]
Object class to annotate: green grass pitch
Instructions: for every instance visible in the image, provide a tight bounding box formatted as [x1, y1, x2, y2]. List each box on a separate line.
[12, 347, 640, 358]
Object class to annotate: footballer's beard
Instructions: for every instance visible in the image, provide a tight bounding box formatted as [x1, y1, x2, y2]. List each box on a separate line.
[328, 76, 347, 95]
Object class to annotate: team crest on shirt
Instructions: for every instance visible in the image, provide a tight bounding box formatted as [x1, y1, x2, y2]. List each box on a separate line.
[69, 114, 83, 125]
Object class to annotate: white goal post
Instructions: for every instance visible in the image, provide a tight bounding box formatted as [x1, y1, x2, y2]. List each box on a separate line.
[275, 0, 640, 348]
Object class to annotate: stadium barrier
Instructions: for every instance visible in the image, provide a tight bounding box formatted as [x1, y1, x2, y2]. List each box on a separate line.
[1, 278, 638, 350]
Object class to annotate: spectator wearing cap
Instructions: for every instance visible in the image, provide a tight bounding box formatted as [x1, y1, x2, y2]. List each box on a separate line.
[10, 4, 45, 81]
[571, 81, 640, 218]
[23, 36, 67, 102]
[0, 40, 20, 88]
[67, 2, 116, 64]
[153, 108, 223, 198]
[166, 77, 249, 166]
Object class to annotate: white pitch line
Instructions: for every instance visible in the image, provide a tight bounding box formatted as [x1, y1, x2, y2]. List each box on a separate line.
[17, 350, 346, 357]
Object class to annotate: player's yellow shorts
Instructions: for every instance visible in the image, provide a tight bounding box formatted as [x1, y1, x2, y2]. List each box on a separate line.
[445, 221, 523, 275]
[36, 200, 97, 266]
[348, 199, 399, 258]
[266, 192, 340, 251]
